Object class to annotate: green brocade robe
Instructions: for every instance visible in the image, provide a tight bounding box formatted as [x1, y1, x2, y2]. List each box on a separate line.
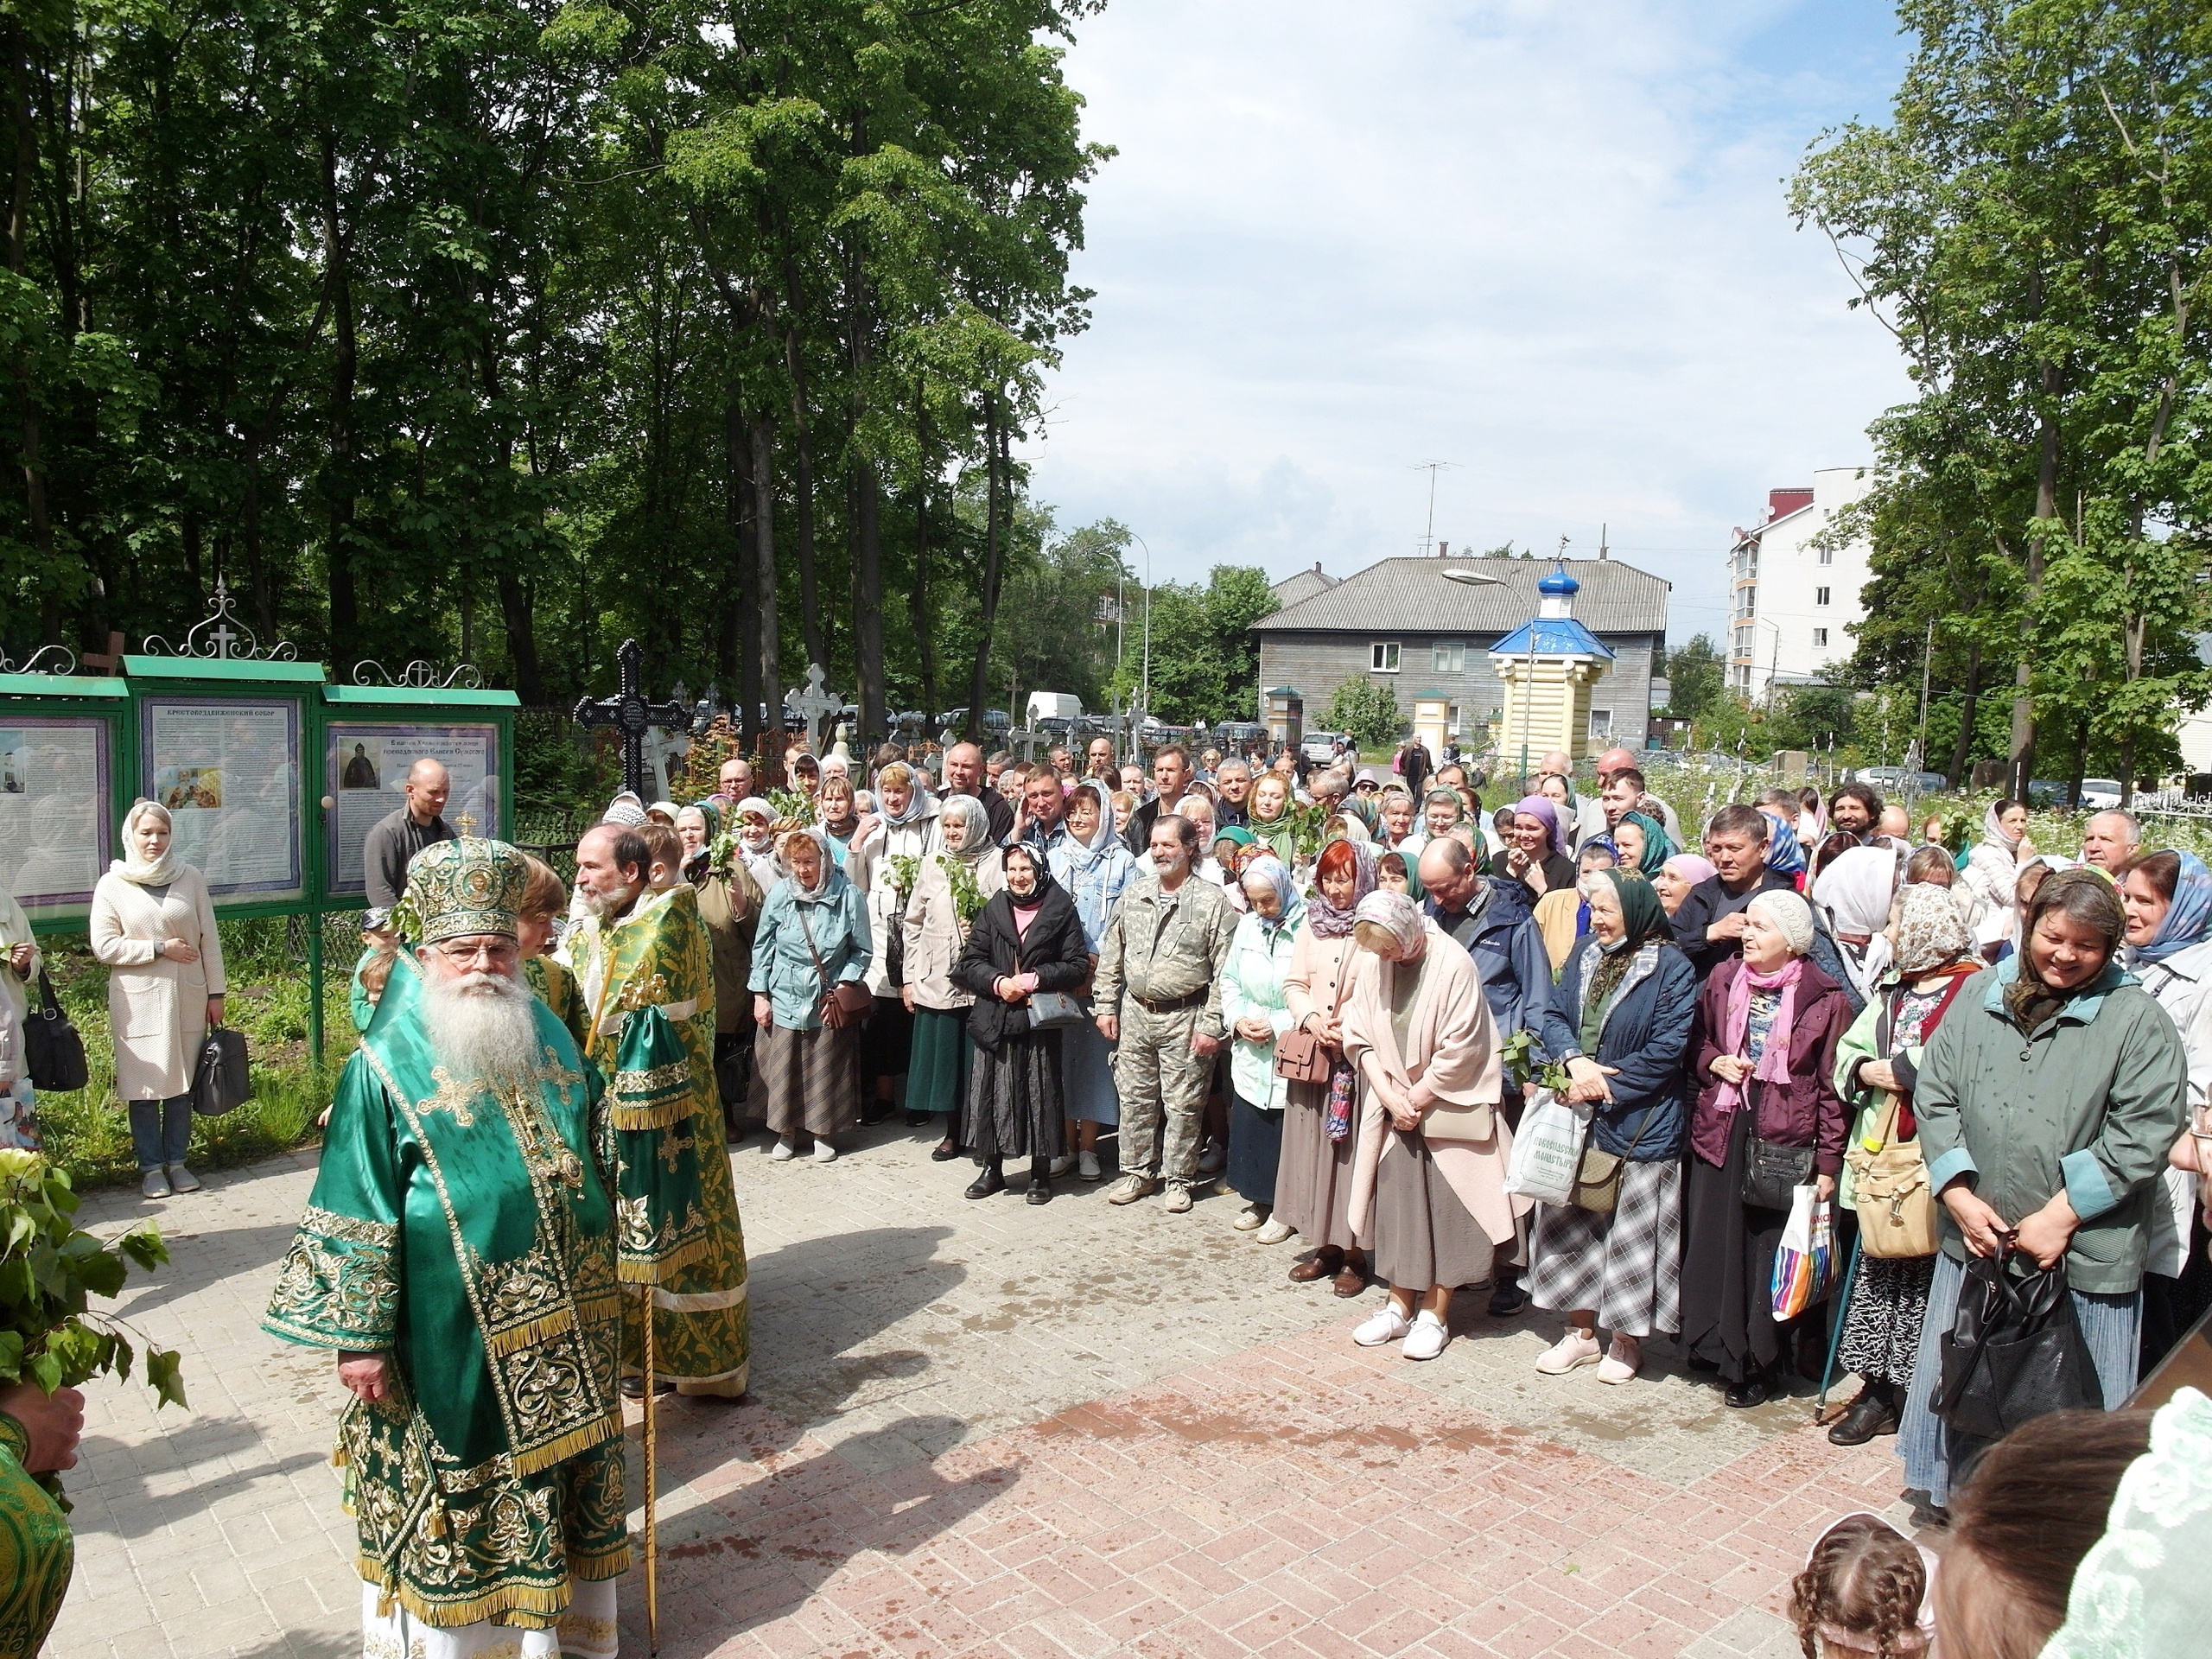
[0, 1412, 72, 1659]
[262, 959, 629, 1629]
[565, 885, 751, 1395]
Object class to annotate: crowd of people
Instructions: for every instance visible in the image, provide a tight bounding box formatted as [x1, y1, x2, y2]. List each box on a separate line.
[8, 730, 2205, 1656]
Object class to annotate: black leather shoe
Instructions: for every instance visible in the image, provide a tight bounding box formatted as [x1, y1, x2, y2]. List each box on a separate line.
[964, 1167, 1006, 1200]
[620, 1374, 675, 1399]
[1828, 1389, 1899, 1446]
[1486, 1283, 1529, 1318]
[861, 1104, 893, 1126]
[906, 1109, 933, 1127]
[1724, 1372, 1774, 1409]
[931, 1138, 962, 1162]
[1027, 1178, 1052, 1205]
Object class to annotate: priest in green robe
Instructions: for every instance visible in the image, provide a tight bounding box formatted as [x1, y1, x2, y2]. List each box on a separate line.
[564, 822, 752, 1397]
[264, 839, 629, 1656]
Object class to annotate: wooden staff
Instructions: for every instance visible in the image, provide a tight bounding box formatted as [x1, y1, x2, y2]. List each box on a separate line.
[643, 1282, 660, 1656]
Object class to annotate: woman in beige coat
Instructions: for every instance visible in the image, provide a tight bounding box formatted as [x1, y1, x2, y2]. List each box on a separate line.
[90, 801, 226, 1198]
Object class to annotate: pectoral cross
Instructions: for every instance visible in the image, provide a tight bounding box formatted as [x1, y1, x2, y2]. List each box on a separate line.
[456, 811, 479, 836]
[573, 639, 690, 798]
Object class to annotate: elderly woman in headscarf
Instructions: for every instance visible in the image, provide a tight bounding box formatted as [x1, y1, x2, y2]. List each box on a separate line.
[1823, 882, 1983, 1446]
[951, 842, 1090, 1203]
[90, 799, 227, 1198]
[1609, 809, 1677, 884]
[1681, 887, 1853, 1408]
[1815, 842, 1907, 1003]
[1280, 838, 1378, 1294]
[1760, 808, 1809, 890]
[854, 760, 940, 1127]
[2115, 849, 2212, 1376]
[1399, 786, 1467, 861]
[903, 793, 1006, 1160]
[1960, 798, 2031, 956]
[1049, 779, 1139, 1179]
[677, 798, 766, 1138]
[1503, 795, 1576, 900]
[1343, 891, 1531, 1362]
[729, 796, 783, 889]
[1655, 852, 1717, 918]
[749, 826, 872, 1164]
[1222, 855, 1306, 1245]
[1528, 869, 1697, 1384]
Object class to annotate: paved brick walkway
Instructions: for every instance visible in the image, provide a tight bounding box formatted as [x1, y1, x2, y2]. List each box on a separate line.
[48, 1122, 1922, 1658]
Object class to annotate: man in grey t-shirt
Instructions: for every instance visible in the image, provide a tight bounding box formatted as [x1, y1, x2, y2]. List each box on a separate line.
[361, 760, 455, 931]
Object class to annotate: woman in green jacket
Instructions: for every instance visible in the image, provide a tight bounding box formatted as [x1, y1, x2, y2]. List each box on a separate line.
[1897, 868, 2189, 1510]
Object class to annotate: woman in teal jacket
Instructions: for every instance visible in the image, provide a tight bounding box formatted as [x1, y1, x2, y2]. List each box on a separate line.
[1897, 868, 2188, 1509]
[1222, 856, 1305, 1244]
[749, 828, 873, 1162]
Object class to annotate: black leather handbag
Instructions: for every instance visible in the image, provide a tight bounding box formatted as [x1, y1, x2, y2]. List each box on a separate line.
[1740, 1134, 1815, 1211]
[24, 968, 88, 1094]
[191, 1027, 255, 1116]
[1932, 1251, 2101, 1442]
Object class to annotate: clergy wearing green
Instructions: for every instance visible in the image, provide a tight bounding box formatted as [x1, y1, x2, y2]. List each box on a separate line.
[264, 839, 626, 1656]
[563, 822, 752, 1396]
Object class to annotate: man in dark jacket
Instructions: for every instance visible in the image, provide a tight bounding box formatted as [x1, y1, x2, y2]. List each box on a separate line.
[1122, 744, 1193, 856]
[361, 759, 454, 931]
[1420, 835, 1551, 1315]
[1670, 804, 1800, 979]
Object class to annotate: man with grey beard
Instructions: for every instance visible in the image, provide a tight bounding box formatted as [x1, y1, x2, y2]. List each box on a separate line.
[263, 838, 631, 1653]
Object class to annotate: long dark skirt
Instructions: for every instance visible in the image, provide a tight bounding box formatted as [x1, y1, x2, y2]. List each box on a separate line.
[963, 1033, 1066, 1162]
[906, 1006, 973, 1118]
[865, 995, 913, 1083]
[1275, 1079, 1358, 1249]
[1370, 1131, 1495, 1293]
[2140, 1208, 2212, 1381]
[1681, 1109, 1802, 1386]
[1228, 1094, 1283, 1206]
[760, 1020, 861, 1138]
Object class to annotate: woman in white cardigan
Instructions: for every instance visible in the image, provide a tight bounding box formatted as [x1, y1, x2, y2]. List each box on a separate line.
[90, 801, 226, 1198]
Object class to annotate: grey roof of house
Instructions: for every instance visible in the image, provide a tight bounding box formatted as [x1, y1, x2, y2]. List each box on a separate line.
[1270, 567, 1338, 609]
[1252, 556, 1669, 636]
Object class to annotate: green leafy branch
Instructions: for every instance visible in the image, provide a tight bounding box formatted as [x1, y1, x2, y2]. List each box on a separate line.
[1498, 1028, 1571, 1096]
[0, 1150, 184, 1503]
[938, 855, 988, 925]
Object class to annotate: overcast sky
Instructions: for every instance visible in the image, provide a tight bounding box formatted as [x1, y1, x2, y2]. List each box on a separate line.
[1020, 0, 1916, 648]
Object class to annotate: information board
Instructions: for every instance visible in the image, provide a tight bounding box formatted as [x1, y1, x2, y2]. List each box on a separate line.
[0, 715, 111, 915]
[323, 721, 502, 896]
[137, 696, 304, 900]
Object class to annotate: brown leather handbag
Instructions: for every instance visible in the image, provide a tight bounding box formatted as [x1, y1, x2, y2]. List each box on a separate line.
[1274, 1027, 1332, 1084]
[797, 905, 873, 1028]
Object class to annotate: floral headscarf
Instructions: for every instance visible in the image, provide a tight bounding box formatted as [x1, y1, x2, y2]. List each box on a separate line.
[2135, 850, 2212, 965]
[1352, 889, 1425, 955]
[1241, 855, 1305, 944]
[1307, 838, 1377, 939]
[1891, 881, 1975, 978]
[1763, 811, 1808, 879]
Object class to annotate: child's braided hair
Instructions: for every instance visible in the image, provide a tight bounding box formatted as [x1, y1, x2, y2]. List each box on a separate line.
[1789, 1515, 1926, 1659]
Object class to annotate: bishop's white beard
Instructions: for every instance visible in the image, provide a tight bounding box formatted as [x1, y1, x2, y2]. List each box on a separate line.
[421, 968, 541, 1093]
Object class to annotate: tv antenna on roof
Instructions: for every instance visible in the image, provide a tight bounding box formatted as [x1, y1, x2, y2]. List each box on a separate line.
[1411, 460, 1455, 556]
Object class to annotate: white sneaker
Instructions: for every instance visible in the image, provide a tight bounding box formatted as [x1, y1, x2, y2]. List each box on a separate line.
[1535, 1329, 1602, 1375]
[1598, 1335, 1641, 1385]
[769, 1137, 797, 1162]
[811, 1139, 838, 1164]
[1402, 1311, 1449, 1362]
[1255, 1217, 1295, 1245]
[1163, 1183, 1193, 1214]
[1352, 1304, 1413, 1347]
[1233, 1203, 1268, 1231]
[1049, 1154, 1076, 1179]
[1077, 1150, 1103, 1181]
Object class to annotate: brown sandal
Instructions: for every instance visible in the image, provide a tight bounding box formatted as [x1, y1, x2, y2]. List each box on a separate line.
[1332, 1254, 1370, 1298]
[1288, 1246, 1343, 1284]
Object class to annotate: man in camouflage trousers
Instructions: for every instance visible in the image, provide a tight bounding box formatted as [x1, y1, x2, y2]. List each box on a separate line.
[1092, 813, 1239, 1213]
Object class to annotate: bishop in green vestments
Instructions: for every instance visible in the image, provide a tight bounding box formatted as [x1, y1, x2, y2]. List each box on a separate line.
[264, 839, 632, 1656]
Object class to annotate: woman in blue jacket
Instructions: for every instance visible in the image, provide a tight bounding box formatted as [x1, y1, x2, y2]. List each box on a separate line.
[1528, 868, 1699, 1385]
[749, 828, 873, 1163]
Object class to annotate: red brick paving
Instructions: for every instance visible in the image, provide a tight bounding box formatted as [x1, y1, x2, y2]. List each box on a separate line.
[619, 1315, 1901, 1658]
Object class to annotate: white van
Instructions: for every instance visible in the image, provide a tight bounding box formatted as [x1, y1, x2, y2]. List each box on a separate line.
[1026, 692, 1084, 728]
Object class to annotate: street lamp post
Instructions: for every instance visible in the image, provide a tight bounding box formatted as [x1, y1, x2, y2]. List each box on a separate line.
[1132, 532, 1154, 760]
[1440, 563, 1518, 780]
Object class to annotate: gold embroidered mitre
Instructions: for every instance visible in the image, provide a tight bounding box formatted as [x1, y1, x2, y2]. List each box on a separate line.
[406, 837, 530, 944]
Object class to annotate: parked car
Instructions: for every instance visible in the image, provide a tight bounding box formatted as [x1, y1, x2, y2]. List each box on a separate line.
[1853, 766, 1949, 794]
[2078, 778, 2125, 810]
[1301, 730, 1346, 764]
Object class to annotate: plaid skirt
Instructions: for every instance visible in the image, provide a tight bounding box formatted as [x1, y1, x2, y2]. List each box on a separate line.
[1526, 1157, 1682, 1338]
[759, 1020, 861, 1138]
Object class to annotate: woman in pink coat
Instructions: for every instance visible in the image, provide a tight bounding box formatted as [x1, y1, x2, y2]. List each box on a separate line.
[1343, 890, 1530, 1361]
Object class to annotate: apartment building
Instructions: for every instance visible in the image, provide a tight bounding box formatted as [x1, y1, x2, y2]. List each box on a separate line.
[1726, 466, 1873, 699]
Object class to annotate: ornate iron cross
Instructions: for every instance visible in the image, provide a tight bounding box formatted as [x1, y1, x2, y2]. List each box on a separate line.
[573, 639, 689, 798]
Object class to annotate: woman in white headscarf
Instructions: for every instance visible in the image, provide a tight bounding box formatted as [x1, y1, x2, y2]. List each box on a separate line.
[1960, 798, 2031, 957]
[748, 826, 871, 1163]
[854, 760, 940, 1126]
[1342, 891, 1529, 1362]
[1048, 779, 1137, 1179]
[1814, 842, 1905, 1002]
[90, 800, 227, 1198]
[728, 796, 783, 890]
[903, 793, 1005, 1160]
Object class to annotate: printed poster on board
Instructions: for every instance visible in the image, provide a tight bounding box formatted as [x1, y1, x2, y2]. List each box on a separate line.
[324, 722, 502, 896]
[0, 716, 111, 916]
[138, 697, 303, 900]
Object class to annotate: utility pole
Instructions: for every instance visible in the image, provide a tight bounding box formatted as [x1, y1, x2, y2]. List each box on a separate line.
[1412, 461, 1453, 556]
[1913, 619, 1935, 778]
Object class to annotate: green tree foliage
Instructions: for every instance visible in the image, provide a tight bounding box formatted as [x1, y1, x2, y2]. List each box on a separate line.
[0, 0, 1109, 749]
[1792, 0, 2212, 802]
[1324, 677, 1402, 750]
[1662, 633, 1726, 720]
[1104, 565, 1278, 728]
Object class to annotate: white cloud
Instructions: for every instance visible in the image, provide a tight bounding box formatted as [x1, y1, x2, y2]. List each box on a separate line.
[1024, 0, 1915, 644]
